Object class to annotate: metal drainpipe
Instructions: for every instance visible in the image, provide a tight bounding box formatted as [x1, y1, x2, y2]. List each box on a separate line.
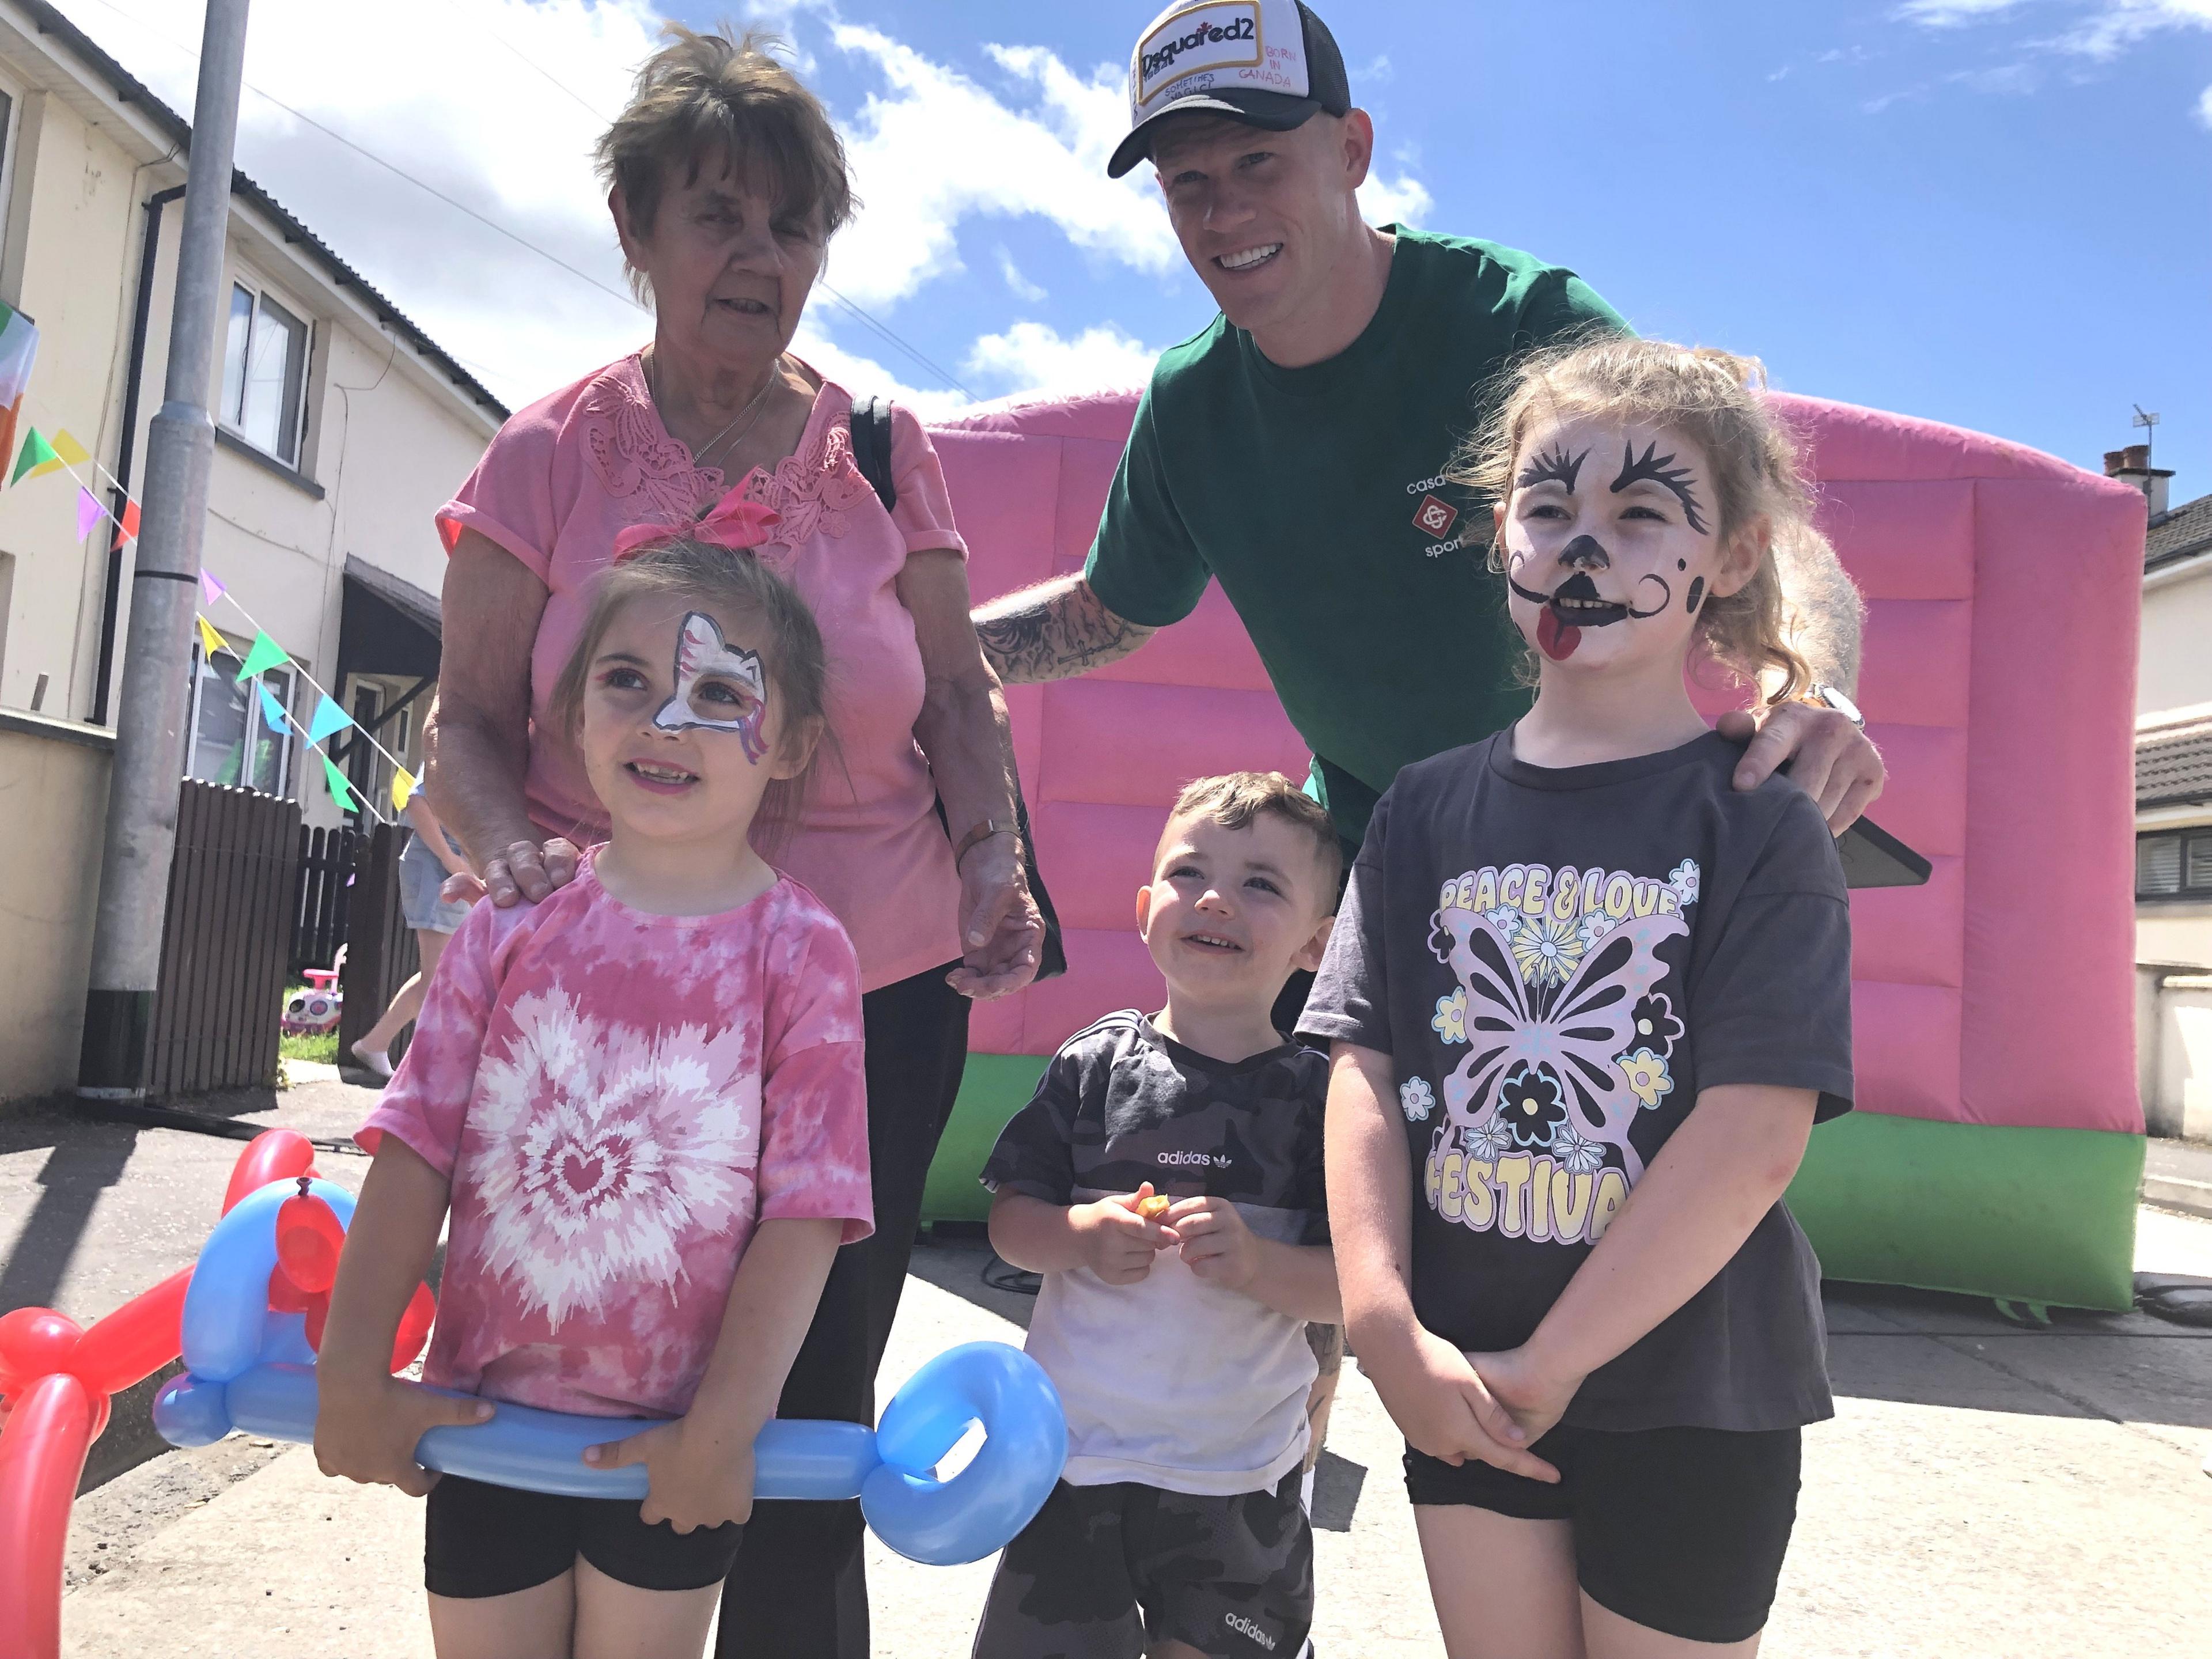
[92, 182, 187, 728]
[78, 0, 254, 1100]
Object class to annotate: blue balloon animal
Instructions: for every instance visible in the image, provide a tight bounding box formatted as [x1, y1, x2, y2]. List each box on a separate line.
[153, 1178, 1066, 1566]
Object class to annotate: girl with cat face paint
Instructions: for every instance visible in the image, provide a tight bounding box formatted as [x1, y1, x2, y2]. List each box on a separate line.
[321, 540, 875, 1659]
[1305, 338, 1857, 1657]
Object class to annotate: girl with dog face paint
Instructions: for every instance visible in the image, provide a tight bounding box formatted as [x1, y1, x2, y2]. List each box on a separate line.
[1492, 412, 1765, 768]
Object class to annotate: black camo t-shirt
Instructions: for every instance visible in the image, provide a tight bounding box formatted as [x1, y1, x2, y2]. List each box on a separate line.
[1301, 730, 1853, 1433]
[981, 1012, 1331, 1493]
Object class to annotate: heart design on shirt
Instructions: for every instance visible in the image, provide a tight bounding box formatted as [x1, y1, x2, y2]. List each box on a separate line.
[561, 1147, 610, 1200]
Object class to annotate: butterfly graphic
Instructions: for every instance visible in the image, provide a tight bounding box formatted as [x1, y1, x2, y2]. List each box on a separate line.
[653, 611, 770, 764]
[1438, 904, 1687, 1181]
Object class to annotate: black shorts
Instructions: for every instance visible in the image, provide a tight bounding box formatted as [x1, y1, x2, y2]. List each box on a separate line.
[424, 1474, 744, 1600]
[1405, 1424, 1801, 1645]
[971, 1470, 1312, 1659]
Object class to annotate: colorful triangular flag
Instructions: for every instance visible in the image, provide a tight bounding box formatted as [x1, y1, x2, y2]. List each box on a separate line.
[0, 305, 40, 481]
[12, 426, 58, 484]
[195, 615, 225, 662]
[198, 567, 225, 606]
[321, 754, 358, 813]
[51, 430, 91, 468]
[233, 630, 290, 682]
[111, 499, 140, 551]
[305, 694, 353, 745]
[75, 487, 103, 541]
[256, 680, 290, 736]
[391, 766, 418, 815]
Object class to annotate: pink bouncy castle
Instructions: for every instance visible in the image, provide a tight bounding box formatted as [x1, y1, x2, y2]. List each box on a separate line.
[919, 389, 2150, 1312]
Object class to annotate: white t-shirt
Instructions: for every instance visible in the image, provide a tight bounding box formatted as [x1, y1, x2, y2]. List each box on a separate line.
[980, 1012, 1328, 1495]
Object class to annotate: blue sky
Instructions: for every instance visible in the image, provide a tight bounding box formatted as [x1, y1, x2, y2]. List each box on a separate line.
[79, 0, 2212, 499]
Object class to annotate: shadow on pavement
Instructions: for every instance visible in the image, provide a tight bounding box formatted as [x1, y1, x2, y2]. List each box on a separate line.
[1823, 1281, 2212, 1430]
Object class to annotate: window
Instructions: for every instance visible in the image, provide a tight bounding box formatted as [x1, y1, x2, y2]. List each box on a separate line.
[186, 641, 294, 796]
[2136, 831, 2212, 900]
[219, 281, 309, 465]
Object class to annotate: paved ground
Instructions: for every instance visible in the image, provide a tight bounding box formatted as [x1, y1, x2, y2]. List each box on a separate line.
[4, 1082, 2207, 1657]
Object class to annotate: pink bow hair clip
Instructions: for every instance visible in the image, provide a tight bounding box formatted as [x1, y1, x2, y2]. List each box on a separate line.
[612, 486, 781, 563]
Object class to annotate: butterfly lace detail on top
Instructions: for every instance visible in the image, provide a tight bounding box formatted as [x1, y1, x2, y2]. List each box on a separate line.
[578, 362, 725, 524]
[742, 410, 877, 552]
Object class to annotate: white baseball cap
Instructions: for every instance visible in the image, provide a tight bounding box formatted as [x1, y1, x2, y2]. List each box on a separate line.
[1108, 0, 1353, 179]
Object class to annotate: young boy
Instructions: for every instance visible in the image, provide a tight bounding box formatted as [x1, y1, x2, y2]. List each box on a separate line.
[972, 772, 1343, 1659]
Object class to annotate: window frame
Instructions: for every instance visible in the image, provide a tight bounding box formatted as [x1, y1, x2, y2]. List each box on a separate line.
[185, 639, 296, 798]
[218, 275, 313, 469]
[2135, 828, 2212, 902]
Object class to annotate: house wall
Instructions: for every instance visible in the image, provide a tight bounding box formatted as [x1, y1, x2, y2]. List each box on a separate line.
[2138, 965, 2212, 1141]
[0, 78, 145, 722]
[0, 712, 109, 1099]
[2138, 559, 2212, 717]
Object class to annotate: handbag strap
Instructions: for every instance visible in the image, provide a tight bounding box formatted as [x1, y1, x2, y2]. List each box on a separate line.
[849, 395, 897, 512]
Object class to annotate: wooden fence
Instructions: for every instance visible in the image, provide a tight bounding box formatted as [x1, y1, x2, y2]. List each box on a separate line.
[338, 824, 419, 1060]
[145, 779, 302, 1096]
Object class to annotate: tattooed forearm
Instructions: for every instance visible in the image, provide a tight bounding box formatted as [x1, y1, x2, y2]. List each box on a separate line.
[972, 575, 1158, 685]
[1774, 522, 1863, 695]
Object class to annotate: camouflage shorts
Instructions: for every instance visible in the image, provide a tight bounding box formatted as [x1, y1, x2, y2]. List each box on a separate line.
[970, 1470, 1313, 1659]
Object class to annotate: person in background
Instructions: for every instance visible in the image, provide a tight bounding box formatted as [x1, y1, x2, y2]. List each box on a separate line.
[350, 790, 475, 1082]
[419, 28, 1041, 1654]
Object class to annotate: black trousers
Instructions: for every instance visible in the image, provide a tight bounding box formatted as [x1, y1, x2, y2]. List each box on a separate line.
[716, 961, 971, 1659]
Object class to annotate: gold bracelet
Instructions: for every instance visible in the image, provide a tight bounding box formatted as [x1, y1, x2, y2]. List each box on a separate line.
[955, 819, 1017, 867]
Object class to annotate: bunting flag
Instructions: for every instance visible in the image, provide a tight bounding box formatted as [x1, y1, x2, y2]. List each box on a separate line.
[198, 567, 225, 606]
[112, 499, 140, 551]
[51, 430, 90, 468]
[195, 615, 225, 662]
[305, 694, 354, 745]
[0, 304, 39, 480]
[12, 426, 58, 484]
[233, 630, 290, 682]
[256, 680, 290, 735]
[75, 487, 103, 541]
[321, 754, 359, 813]
[391, 766, 418, 815]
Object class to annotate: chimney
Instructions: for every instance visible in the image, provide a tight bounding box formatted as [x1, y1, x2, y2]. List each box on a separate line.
[2105, 444, 2174, 517]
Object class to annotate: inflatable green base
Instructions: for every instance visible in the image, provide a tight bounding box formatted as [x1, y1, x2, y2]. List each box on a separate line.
[922, 1055, 2145, 1313]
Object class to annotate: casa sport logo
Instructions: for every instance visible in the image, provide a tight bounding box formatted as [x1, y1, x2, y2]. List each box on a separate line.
[1137, 3, 1263, 104]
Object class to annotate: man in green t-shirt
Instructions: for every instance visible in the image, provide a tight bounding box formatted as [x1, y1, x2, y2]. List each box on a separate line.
[974, 0, 1883, 850]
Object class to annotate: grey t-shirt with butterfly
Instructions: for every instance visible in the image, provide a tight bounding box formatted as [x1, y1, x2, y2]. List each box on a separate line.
[981, 1012, 1330, 1494]
[1301, 729, 1853, 1433]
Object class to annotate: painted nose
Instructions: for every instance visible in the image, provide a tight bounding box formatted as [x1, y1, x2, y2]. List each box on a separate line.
[1560, 535, 1610, 571]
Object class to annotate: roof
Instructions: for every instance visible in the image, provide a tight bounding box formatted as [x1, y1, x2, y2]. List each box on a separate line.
[2146, 491, 2212, 574]
[14, 0, 506, 421]
[2138, 714, 2212, 810]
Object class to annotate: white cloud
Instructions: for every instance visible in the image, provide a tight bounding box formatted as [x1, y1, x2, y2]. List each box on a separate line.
[62, 0, 1434, 418]
[1894, 0, 2030, 22]
[1896, 0, 2212, 113]
[1360, 168, 1434, 229]
[964, 321, 1161, 397]
[996, 247, 1048, 302]
[825, 26, 1181, 308]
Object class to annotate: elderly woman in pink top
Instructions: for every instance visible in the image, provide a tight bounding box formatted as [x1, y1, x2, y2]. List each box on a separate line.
[420, 28, 1037, 1654]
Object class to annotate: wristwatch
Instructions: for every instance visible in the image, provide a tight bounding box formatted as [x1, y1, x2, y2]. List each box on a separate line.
[1802, 683, 1864, 729]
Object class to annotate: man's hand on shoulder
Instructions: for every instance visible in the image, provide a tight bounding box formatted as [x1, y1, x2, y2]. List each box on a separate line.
[1718, 700, 1884, 834]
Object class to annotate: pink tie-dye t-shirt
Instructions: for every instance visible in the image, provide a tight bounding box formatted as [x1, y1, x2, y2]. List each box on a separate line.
[358, 854, 872, 1420]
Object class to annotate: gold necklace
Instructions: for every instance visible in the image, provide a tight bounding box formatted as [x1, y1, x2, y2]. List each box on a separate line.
[649, 351, 782, 471]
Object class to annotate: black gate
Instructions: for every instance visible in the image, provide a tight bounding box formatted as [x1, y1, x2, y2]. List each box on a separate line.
[291, 823, 359, 974]
[338, 824, 419, 1059]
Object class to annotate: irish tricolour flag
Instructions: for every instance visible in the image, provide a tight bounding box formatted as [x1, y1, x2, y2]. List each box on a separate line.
[0, 303, 39, 484]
